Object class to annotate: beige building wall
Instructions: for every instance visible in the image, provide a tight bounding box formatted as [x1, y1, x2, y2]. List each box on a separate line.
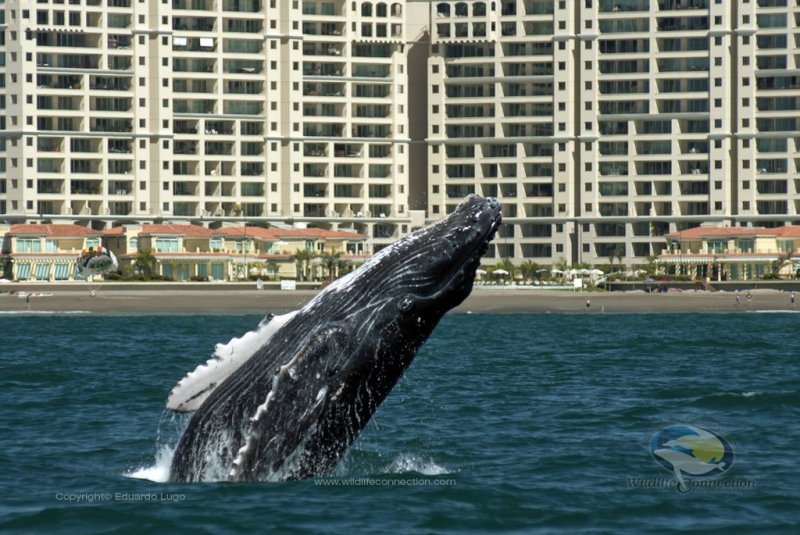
[0, 0, 416, 253]
[426, 0, 800, 267]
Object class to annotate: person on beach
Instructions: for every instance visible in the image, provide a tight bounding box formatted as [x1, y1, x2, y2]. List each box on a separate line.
[25, 294, 30, 310]
[791, 292, 796, 307]
[586, 298, 591, 311]
[746, 291, 752, 307]
[735, 293, 740, 306]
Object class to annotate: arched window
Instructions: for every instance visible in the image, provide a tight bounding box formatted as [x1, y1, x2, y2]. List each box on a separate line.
[361, 2, 372, 16]
[436, 3, 450, 17]
[376, 2, 387, 17]
[473, 2, 486, 16]
[455, 2, 468, 16]
[391, 2, 402, 16]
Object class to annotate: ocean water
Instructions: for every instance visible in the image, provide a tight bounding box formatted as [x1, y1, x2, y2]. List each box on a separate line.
[1, 312, 798, 534]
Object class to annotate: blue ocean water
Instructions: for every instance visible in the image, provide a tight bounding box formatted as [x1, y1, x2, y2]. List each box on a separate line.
[1, 312, 798, 533]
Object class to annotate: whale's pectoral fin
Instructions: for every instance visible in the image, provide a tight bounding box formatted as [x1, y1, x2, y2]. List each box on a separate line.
[167, 311, 298, 412]
[229, 327, 349, 481]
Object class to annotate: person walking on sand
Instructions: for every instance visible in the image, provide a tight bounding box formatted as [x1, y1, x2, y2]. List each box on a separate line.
[746, 291, 752, 307]
[735, 292, 740, 307]
[791, 292, 796, 308]
[25, 294, 30, 310]
[586, 298, 591, 311]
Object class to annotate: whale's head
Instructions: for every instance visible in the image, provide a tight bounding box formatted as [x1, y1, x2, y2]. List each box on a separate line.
[322, 194, 502, 326]
[310, 194, 502, 382]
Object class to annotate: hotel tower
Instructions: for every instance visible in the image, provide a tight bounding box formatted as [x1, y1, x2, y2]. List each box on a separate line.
[2, 0, 800, 263]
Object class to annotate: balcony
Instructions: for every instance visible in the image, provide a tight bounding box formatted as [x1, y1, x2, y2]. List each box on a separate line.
[173, 17, 216, 31]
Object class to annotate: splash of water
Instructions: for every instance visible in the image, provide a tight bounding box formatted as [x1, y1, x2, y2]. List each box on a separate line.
[386, 453, 453, 476]
[125, 411, 190, 483]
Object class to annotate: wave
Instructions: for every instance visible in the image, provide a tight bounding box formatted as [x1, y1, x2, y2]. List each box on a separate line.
[691, 390, 799, 409]
[385, 454, 453, 476]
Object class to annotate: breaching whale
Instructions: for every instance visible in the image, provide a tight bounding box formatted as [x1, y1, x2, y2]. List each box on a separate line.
[167, 195, 502, 482]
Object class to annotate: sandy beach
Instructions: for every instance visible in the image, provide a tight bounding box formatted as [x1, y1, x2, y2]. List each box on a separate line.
[1, 283, 798, 314]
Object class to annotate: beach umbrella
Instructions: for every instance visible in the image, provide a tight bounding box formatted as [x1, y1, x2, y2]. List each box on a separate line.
[644, 276, 656, 292]
[493, 269, 509, 276]
[476, 269, 487, 278]
[588, 269, 604, 276]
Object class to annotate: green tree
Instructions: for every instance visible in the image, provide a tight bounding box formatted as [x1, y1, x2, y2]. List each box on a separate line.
[292, 249, 315, 281]
[320, 251, 343, 280]
[770, 252, 793, 279]
[614, 247, 625, 273]
[265, 261, 281, 281]
[495, 258, 516, 280]
[133, 249, 157, 280]
[519, 260, 539, 282]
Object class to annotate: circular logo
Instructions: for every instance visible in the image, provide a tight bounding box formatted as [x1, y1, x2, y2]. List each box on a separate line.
[650, 424, 734, 492]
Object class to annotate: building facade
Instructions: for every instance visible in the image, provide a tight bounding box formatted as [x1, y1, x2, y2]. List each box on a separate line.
[2, 0, 800, 269]
[0, 222, 366, 281]
[0, 0, 421, 252]
[656, 224, 800, 281]
[427, 0, 800, 266]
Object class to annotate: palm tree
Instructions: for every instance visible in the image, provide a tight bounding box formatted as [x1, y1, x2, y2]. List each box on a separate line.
[770, 252, 793, 279]
[614, 247, 625, 274]
[320, 251, 343, 280]
[292, 249, 314, 281]
[265, 261, 281, 281]
[133, 249, 157, 280]
[519, 260, 539, 283]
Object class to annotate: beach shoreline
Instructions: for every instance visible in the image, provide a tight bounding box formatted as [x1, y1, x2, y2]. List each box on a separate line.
[1, 283, 797, 314]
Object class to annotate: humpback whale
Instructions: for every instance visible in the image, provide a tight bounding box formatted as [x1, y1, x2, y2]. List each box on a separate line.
[167, 195, 501, 482]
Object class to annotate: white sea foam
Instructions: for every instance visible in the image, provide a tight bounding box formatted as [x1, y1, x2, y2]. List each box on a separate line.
[741, 391, 763, 398]
[386, 454, 452, 476]
[126, 445, 175, 483]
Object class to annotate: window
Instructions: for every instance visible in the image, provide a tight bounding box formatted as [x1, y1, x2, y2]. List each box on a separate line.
[155, 238, 179, 252]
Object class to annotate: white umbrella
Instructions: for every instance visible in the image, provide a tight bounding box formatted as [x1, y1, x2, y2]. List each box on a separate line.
[475, 269, 487, 278]
[550, 268, 564, 275]
[588, 269, 604, 276]
[493, 269, 509, 276]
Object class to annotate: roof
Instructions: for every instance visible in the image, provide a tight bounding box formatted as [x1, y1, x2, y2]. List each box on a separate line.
[101, 224, 364, 241]
[139, 224, 216, 238]
[7, 224, 101, 238]
[665, 225, 800, 240]
[213, 226, 364, 240]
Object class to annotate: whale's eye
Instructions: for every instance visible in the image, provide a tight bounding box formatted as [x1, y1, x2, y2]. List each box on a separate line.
[398, 296, 414, 313]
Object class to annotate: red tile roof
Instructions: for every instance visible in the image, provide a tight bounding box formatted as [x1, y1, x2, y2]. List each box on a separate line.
[139, 224, 216, 238]
[7, 224, 101, 237]
[101, 224, 364, 240]
[214, 226, 363, 240]
[665, 226, 800, 240]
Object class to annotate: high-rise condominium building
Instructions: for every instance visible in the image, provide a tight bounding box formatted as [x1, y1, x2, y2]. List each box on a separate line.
[3, 0, 800, 266]
[427, 0, 800, 265]
[0, 0, 423, 251]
